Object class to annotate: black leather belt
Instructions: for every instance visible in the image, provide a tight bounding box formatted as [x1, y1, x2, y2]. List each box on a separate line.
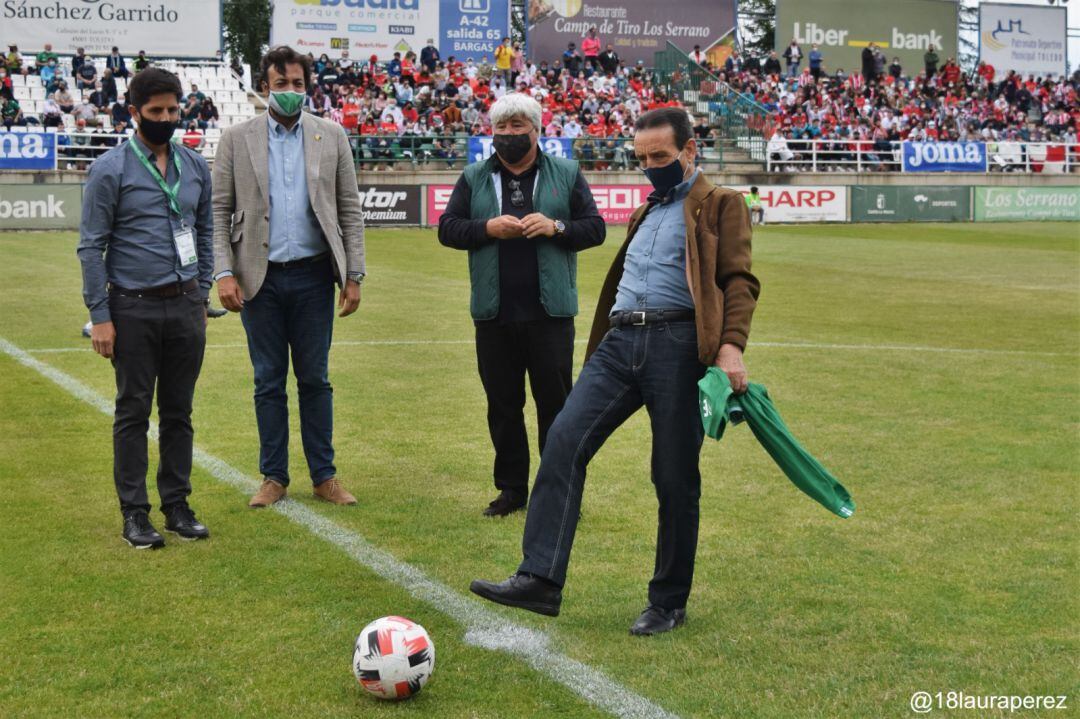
[109, 278, 198, 298]
[609, 309, 695, 327]
[268, 252, 329, 270]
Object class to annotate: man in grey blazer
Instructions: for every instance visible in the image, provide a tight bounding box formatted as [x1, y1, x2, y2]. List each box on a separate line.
[212, 45, 365, 508]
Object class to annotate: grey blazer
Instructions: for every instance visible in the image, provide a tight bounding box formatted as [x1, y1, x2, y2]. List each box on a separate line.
[211, 111, 365, 299]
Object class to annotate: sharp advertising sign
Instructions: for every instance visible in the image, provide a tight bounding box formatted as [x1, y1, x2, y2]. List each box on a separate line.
[979, 3, 1068, 81]
[732, 185, 848, 223]
[776, 0, 958, 78]
[271, 0, 511, 62]
[527, 0, 737, 66]
[2, 0, 222, 58]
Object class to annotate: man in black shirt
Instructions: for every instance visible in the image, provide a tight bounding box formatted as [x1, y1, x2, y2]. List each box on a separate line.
[438, 93, 605, 516]
[598, 45, 619, 75]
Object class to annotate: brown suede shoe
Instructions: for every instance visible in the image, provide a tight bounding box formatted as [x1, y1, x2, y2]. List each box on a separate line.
[249, 478, 287, 508]
[313, 478, 357, 505]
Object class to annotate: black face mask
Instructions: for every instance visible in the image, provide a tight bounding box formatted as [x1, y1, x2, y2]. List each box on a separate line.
[643, 152, 687, 196]
[135, 112, 178, 145]
[493, 132, 534, 164]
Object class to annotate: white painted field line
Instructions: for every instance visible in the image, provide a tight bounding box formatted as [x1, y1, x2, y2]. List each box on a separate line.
[26, 339, 1073, 358]
[0, 335, 677, 719]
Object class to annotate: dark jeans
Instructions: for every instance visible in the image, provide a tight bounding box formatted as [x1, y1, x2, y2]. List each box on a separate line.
[240, 257, 336, 486]
[110, 291, 206, 516]
[518, 321, 706, 610]
[475, 317, 574, 500]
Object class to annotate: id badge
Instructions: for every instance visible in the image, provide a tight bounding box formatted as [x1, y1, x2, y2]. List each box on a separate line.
[174, 227, 197, 267]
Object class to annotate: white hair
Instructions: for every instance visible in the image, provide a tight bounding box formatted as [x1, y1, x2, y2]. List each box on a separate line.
[489, 92, 542, 131]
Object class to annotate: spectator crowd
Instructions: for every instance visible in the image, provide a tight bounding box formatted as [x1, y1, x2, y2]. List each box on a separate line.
[292, 33, 701, 168]
[700, 39, 1078, 171]
[3, 29, 1077, 173]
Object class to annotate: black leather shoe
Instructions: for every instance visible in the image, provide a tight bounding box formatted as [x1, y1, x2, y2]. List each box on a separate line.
[469, 573, 562, 617]
[482, 491, 526, 517]
[163, 504, 210, 541]
[206, 306, 228, 319]
[629, 605, 686, 636]
[122, 511, 165, 550]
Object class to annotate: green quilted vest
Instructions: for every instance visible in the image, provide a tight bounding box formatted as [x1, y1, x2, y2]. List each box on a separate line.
[462, 151, 580, 321]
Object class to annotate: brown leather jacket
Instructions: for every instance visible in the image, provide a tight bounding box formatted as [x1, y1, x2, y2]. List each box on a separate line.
[585, 173, 761, 365]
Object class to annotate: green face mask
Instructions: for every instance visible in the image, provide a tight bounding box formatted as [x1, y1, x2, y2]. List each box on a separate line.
[269, 90, 306, 117]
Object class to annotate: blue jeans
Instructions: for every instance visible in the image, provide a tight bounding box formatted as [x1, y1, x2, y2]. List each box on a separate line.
[240, 257, 336, 486]
[518, 320, 706, 609]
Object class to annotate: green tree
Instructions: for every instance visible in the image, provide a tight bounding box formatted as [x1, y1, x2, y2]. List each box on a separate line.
[738, 0, 776, 58]
[222, 0, 272, 79]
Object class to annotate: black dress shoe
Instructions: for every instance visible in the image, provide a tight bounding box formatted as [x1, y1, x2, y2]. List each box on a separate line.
[163, 504, 210, 541]
[629, 605, 687, 636]
[482, 491, 526, 517]
[206, 306, 229, 319]
[469, 573, 562, 617]
[122, 511, 165, 550]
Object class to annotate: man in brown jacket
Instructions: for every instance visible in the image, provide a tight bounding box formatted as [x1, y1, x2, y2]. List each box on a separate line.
[471, 107, 760, 635]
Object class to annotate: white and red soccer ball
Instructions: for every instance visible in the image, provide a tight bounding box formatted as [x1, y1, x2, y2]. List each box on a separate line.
[352, 616, 435, 700]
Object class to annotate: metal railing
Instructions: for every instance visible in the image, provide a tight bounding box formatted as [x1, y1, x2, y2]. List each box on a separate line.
[26, 131, 1077, 175]
[766, 139, 1079, 174]
[46, 129, 222, 170]
[653, 41, 770, 164]
[349, 134, 725, 170]
[36, 130, 722, 171]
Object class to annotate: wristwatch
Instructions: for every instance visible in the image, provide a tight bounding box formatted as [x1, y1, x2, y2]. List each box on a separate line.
[553, 219, 566, 236]
[347, 272, 366, 285]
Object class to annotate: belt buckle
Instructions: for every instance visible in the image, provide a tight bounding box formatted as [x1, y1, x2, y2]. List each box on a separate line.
[631, 311, 647, 326]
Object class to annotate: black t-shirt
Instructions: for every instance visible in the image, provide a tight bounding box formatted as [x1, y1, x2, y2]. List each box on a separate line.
[494, 161, 545, 323]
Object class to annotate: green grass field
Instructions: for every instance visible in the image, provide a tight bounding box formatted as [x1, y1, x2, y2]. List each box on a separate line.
[0, 222, 1077, 719]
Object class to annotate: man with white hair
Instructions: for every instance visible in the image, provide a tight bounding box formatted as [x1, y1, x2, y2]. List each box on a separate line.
[438, 93, 606, 517]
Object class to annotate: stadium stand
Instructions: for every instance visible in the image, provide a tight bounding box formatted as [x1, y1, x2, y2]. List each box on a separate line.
[1, 49, 258, 167]
[1, 36, 1076, 173]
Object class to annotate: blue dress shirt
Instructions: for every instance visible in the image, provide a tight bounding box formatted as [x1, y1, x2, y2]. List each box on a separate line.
[77, 135, 213, 324]
[612, 169, 700, 313]
[267, 113, 326, 263]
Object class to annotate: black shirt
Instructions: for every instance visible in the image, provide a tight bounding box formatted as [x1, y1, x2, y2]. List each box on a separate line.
[438, 155, 606, 324]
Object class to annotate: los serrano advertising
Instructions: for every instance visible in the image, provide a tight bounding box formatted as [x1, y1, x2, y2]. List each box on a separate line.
[527, 0, 737, 66]
[974, 187, 1080, 222]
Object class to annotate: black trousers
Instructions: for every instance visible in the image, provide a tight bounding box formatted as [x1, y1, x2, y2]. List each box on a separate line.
[475, 318, 574, 500]
[109, 291, 206, 516]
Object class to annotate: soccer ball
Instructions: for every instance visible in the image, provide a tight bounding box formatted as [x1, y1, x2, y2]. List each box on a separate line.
[352, 616, 435, 700]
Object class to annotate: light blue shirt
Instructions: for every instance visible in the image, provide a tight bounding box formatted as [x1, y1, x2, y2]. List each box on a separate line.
[267, 113, 326, 263]
[612, 169, 699, 313]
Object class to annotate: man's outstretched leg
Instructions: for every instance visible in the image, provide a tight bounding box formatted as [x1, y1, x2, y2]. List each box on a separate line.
[470, 328, 642, 616]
